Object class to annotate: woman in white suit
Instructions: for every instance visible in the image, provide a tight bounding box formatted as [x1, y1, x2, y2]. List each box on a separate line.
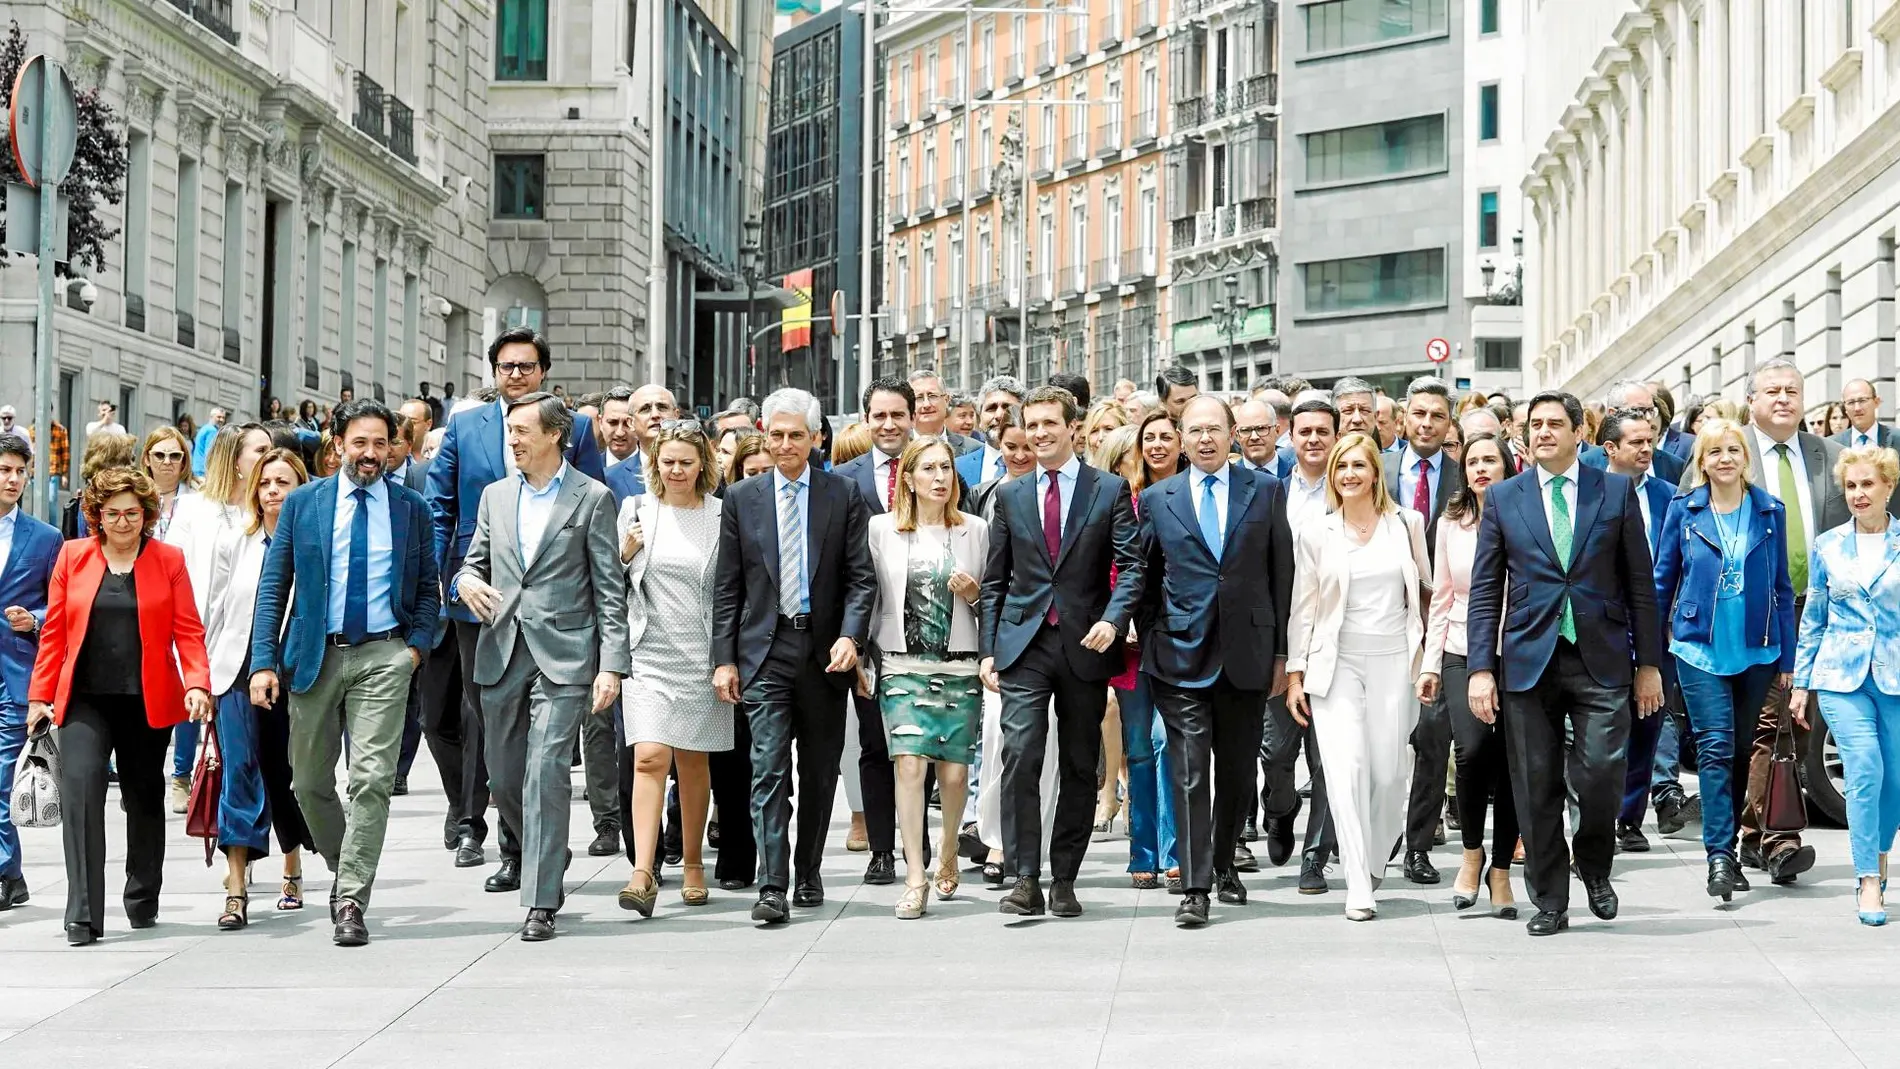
[1285, 432, 1432, 920]
[867, 437, 989, 918]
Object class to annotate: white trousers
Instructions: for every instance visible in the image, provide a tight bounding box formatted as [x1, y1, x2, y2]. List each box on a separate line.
[1309, 641, 1419, 912]
[977, 688, 1058, 852]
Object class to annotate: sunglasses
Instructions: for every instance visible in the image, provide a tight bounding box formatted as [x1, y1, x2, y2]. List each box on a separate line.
[659, 418, 707, 435]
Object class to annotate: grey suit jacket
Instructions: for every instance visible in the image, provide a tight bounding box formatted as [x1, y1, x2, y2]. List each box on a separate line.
[456, 466, 631, 687]
[1833, 423, 1900, 452]
[1677, 429, 1855, 530]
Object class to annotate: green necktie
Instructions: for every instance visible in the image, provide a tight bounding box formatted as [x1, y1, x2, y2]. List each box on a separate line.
[1776, 444, 1808, 592]
[1549, 474, 1576, 642]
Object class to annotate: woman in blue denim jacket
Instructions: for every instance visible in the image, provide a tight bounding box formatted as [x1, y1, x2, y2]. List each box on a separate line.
[1791, 444, 1900, 926]
[1654, 419, 1796, 902]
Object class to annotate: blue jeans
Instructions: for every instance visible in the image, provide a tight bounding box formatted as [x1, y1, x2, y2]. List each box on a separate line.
[0, 703, 24, 878]
[1116, 672, 1177, 873]
[172, 719, 199, 780]
[1653, 709, 1684, 793]
[1675, 659, 1775, 860]
[1817, 679, 1900, 877]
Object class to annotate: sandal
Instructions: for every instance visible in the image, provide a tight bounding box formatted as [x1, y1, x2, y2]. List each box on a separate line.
[277, 874, 304, 912]
[218, 893, 249, 931]
[894, 883, 929, 920]
[618, 869, 658, 917]
[934, 854, 960, 900]
[680, 863, 709, 906]
[1165, 868, 1184, 895]
[1130, 871, 1160, 890]
[981, 861, 1005, 886]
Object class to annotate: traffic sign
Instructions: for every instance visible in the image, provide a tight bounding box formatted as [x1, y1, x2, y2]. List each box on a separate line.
[1426, 337, 1451, 364]
[8, 55, 78, 189]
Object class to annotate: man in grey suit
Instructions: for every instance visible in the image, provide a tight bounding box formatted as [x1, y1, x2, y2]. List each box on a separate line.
[454, 392, 630, 942]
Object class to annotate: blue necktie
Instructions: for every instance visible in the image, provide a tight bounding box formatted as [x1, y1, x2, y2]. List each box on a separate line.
[344, 487, 370, 643]
[1200, 474, 1223, 560]
[993, 453, 1006, 479]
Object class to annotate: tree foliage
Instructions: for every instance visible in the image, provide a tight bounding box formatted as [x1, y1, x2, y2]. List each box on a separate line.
[0, 21, 129, 272]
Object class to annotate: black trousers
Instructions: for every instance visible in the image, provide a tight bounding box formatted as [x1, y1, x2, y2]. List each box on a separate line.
[1442, 654, 1518, 862]
[455, 621, 520, 859]
[852, 683, 899, 854]
[743, 626, 849, 893]
[709, 707, 757, 884]
[411, 632, 469, 834]
[1502, 640, 1632, 914]
[997, 626, 1108, 882]
[60, 694, 170, 934]
[1153, 676, 1265, 894]
[1257, 691, 1337, 856]
[1404, 690, 1453, 852]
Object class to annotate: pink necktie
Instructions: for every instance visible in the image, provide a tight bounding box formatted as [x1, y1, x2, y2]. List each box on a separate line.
[1043, 469, 1062, 623]
[1413, 459, 1431, 515]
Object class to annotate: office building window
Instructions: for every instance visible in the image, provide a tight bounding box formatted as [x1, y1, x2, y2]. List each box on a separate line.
[1305, 0, 1448, 52]
[496, 0, 548, 80]
[494, 154, 546, 219]
[1478, 338, 1521, 371]
[1477, 190, 1499, 250]
[1302, 248, 1447, 313]
[1302, 114, 1447, 184]
[1479, 83, 1500, 141]
[1480, 0, 1499, 34]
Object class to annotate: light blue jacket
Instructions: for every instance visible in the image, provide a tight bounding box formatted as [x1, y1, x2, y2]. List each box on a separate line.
[1792, 521, 1900, 695]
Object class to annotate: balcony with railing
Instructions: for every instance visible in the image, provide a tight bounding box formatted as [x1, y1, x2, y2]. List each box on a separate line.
[1097, 13, 1121, 48]
[893, 95, 911, 128]
[969, 166, 994, 200]
[1035, 140, 1055, 176]
[1179, 0, 1279, 15]
[1121, 247, 1159, 280]
[168, 0, 240, 45]
[1094, 120, 1122, 157]
[353, 71, 387, 143]
[892, 188, 909, 219]
[1174, 97, 1204, 130]
[1065, 22, 1087, 61]
[1092, 256, 1119, 290]
[1061, 264, 1088, 300]
[1171, 198, 1279, 251]
[940, 174, 963, 206]
[1028, 271, 1054, 305]
[935, 296, 957, 333]
[913, 183, 934, 215]
[975, 62, 992, 96]
[1132, 108, 1159, 144]
[1007, 54, 1026, 84]
[969, 281, 1003, 311]
[1061, 131, 1088, 167]
[910, 302, 931, 333]
[387, 97, 417, 164]
[941, 78, 962, 109]
[1134, 0, 1160, 34]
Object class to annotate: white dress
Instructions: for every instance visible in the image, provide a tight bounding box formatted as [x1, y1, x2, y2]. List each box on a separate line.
[620, 495, 734, 751]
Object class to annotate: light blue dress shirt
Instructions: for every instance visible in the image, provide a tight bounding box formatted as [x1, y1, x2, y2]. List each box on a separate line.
[328, 476, 399, 635]
[773, 466, 812, 613]
[516, 462, 569, 567]
[1036, 455, 1081, 542]
[1397, 446, 1443, 513]
[1190, 461, 1231, 546]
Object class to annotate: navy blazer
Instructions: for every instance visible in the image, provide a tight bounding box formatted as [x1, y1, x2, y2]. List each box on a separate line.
[710, 465, 876, 689]
[1658, 426, 1694, 462]
[251, 477, 442, 694]
[425, 401, 605, 623]
[835, 447, 973, 517]
[0, 511, 60, 706]
[1652, 483, 1796, 671]
[1581, 442, 1686, 487]
[604, 458, 645, 506]
[978, 461, 1143, 681]
[1637, 476, 1675, 559]
[1135, 466, 1293, 691]
[1382, 445, 1464, 560]
[1466, 463, 1664, 691]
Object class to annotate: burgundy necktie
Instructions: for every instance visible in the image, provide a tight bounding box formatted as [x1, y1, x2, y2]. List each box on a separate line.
[1043, 469, 1062, 623]
[884, 456, 898, 509]
[1413, 458, 1431, 515]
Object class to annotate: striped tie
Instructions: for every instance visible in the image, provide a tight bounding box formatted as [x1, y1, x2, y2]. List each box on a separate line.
[778, 480, 804, 616]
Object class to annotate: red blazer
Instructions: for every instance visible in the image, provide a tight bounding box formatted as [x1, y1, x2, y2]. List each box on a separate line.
[29, 538, 212, 728]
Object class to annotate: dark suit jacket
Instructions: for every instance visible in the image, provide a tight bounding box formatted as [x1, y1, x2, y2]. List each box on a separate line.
[1466, 464, 1663, 692]
[977, 461, 1143, 681]
[1382, 445, 1464, 558]
[1581, 442, 1686, 486]
[835, 447, 972, 517]
[0, 511, 59, 705]
[1637, 476, 1675, 560]
[711, 466, 876, 689]
[1833, 423, 1900, 452]
[1658, 426, 1693, 462]
[1135, 466, 1293, 691]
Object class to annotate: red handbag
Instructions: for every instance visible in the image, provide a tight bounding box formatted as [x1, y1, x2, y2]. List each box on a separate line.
[183, 722, 222, 866]
[1763, 709, 1808, 834]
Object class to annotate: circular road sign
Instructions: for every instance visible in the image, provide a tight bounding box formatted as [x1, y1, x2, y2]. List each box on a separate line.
[8, 55, 79, 189]
[1426, 337, 1452, 364]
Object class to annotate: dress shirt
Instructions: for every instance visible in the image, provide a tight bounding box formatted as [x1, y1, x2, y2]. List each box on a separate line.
[981, 443, 1004, 479]
[872, 448, 903, 511]
[328, 476, 399, 635]
[773, 465, 812, 613]
[497, 400, 519, 476]
[1035, 454, 1081, 541]
[1190, 462, 1231, 536]
[1849, 426, 1880, 450]
[0, 505, 17, 582]
[1286, 468, 1329, 531]
[516, 462, 569, 568]
[1752, 426, 1816, 564]
[1630, 472, 1655, 543]
[605, 450, 638, 470]
[1535, 460, 1581, 546]
[1398, 445, 1445, 513]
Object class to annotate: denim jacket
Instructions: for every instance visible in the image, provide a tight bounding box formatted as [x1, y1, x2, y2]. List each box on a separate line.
[1653, 483, 1796, 671]
[1792, 521, 1900, 695]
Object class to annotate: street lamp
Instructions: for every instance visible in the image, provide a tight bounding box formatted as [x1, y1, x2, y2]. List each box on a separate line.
[1480, 229, 1524, 306]
[741, 216, 762, 399]
[1209, 272, 1250, 394]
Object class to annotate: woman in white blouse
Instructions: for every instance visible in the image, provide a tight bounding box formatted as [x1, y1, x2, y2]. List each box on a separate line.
[1415, 433, 1518, 919]
[1285, 432, 1432, 921]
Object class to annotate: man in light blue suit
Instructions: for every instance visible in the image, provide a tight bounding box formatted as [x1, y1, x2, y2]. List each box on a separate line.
[0, 434, 60, 911]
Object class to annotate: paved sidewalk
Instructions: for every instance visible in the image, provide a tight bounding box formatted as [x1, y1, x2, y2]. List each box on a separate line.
[0, 761, 1893, 1069]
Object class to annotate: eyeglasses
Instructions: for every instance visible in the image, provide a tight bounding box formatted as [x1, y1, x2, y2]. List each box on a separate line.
[494, 361, 541, 378]
[148, 451, 186, 463]
[1234, 424, 1273, 439]
[100, 508, 144, 525]
[657, 418, 707, 439]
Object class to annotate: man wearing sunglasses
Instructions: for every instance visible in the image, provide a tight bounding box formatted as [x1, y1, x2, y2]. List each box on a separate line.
[426, 327, 608, 885]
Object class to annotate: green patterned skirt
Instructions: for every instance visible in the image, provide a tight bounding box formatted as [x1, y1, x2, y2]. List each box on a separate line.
[879, 666, 983, 763]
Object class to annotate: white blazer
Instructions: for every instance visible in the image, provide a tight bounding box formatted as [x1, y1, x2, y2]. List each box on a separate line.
[204, 528, 282, 695]
[618, 492, 722, 651]
[1285, 507, 1432, 698]
[165, 492, 245, 630]
[867, 511, 988, 655]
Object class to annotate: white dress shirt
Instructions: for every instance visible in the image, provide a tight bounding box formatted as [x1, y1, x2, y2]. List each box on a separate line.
[1190, 461, 1231, 536]
[1535, 459, 1581, 547]
[516, 462, 569, 568]
[872, 448, 903, 511]
[1287, 468, 1329, 531]
[1752, 426, 1815, 563]
[497, 400, 519, 476]
[1631, 473, 1655, 543]
[1849, 425, 1880, 450]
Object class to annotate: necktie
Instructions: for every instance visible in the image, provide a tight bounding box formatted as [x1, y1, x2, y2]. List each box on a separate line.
[884, 456, 898, 509]
[1043, 469, 1062, 624]
[778, 481, 804, 616]
[1200, 474, 1223, 560]
[344, 487, 370, 643]
[1548, 475, 1576, 643]
[992, 452, 1006, 479]
[1412, 458, 1431, 516]
[1776, 444, 1808, 591]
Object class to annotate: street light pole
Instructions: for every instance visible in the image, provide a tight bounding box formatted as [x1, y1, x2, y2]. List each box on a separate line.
[742, 216, 762, 401]
[1210, 272, 1247, 395]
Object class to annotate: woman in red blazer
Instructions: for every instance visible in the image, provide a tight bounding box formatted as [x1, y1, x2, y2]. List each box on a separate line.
[28, 467, 212, 946]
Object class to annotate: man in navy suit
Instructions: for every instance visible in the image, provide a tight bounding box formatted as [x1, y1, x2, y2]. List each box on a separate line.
[0, 434, 59, 911]
[426, 327, 607, 884]
[251, 399, 441, 946]
[712, 387, 875, 924]
[1232, 398, 1294, 480]
[1579, 379, 1686, 485]
[1467, 391, 1665, 937]
[978, 384, 1144, 919]
[1137, 396, 1291, 925]
[1834, 379, 1900, 452]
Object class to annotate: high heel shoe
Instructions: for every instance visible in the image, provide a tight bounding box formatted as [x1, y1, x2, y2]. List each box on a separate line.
[933, 853, 960, 900]
[1487, 867, 1518, 920]
[895, 883, 929, 920]
[618, 869, 658, 917]
[218, 891, 249, 931]
[1451, 849, 1484, 910]
[680, 863, 709, 906]
[1859, 878, 1887, 926]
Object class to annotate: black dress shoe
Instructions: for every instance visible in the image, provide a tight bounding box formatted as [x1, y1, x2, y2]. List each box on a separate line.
[1654, 791, 1690, 835]
[863, 850, 897, 885]
[1232, 842, 1259, 873]
[333, 902, 369, 947]
[1048, 879, 1082, 917]
[1216, 871, 1248, 905]
[1433, 821, 1448, 846]
[0, 874, 26, 909]
[520, 908, 557, 942]
[485, 858, 521, 893]
[1297, 851, 1329, 894]
[1617, 822, 1651, 853]
[1403, 850, 1440, 885]
[998, 876, 1045, 915]
[443, 817, 460, 851]
[1582, 875, 1619, 920]
[454, 835, 485, 868]
[1240, 815, 1259, 843]
[392, 774, 409, 796]
[792, 876, 824, 907]
[1265, 814, 1296, 867]
[1707, 855, 1743, 900]
[1740, 842, 1767, 870]
[66, 923, 97, 946]
[1526, 909, 1569, 936]
[751, 889, 788, 923]
[126, 909, 157, 930]
[587, 828, 620, 857]
[1768, 844, 1816, 885]
[1732, 868, 1752, 892]
[719, 876, 753, 891]
[1175, 892, 1210, 927]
